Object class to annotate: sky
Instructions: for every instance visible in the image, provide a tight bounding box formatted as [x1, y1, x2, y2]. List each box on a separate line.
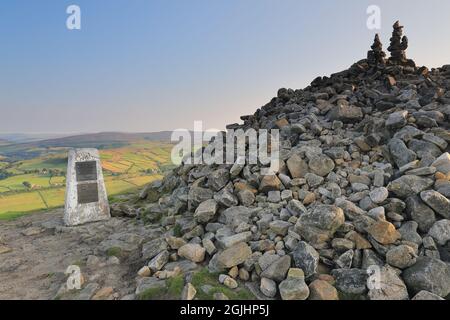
[0, 0, 450, 134]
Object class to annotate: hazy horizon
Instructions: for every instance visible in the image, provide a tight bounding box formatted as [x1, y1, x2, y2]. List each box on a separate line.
[1, 0, 450, 133]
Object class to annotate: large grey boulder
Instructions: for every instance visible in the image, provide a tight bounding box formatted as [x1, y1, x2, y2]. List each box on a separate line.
[368, 266, 409, 300]
[188, 187, 214, 210]
[388, 138, 417, 168]
[403, 257, 450, 297]
[386, 111, 408, 130]
[178, 244, 206, 263]
[412, 291, 445, 300]
[292, 241, 319, 277]
[286, 154, 309, 178]
[142, 239, 168, 260]
[260, 255, 291, 282]
[387, 175, 434, 198]
[294, 205, 344, 246]
[328, 102, 363, 123]
[279, 269, 310, 300]
[219, 206, 252, 228]
[431, 152, 450, 174]
[420, 190, 450, 219]
[214, 187, 238, 207]
[212, 242, 252, 270]
[332, 268, 368, 298]
[308, 154, 335, 177]
[208, 168, 230, 191]
[406, 196, 436, 232]
[428, 220, 450, 245]
[386, 245, 417, 269]
[194, 199, 218, 223]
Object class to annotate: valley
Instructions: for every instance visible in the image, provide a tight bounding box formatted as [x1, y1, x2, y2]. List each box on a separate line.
[0, 134, 175, 220]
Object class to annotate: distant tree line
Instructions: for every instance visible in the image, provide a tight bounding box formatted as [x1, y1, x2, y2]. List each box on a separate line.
[23, 168, 66, 176]
[0, 169, 12, 180]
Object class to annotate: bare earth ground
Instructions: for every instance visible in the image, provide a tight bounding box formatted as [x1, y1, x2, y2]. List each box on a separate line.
[0, 209, 162, 300]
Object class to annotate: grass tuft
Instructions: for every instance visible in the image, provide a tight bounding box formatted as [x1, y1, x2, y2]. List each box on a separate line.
[191, 268, 255, 300]
[138, 275, 185, 300]
[106, 247, 122, 258]
[137, 286, 168, 300]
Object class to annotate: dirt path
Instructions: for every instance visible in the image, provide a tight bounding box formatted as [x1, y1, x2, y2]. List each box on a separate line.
[0, 209, 160, 300]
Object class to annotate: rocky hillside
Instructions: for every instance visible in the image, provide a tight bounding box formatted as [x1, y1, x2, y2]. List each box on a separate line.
[114, 22, 450, 300]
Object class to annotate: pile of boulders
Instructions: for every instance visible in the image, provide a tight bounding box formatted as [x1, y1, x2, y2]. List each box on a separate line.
[124, 22, 450, 300]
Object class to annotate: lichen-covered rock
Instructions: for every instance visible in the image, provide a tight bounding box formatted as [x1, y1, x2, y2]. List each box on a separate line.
[406, 196, 436, 233]
[412, 291, 445, 300]
[403, 257, 450, 297]
[388, 175, 434, 198]
[386, 245, 417, 269]
[148, 250, 170, 272]
[427, 219, 450, 245]
[431, 152, 450, 175]
[332, 268, 368, 298]
[308, 154, 335, 177]
[308, 280, 339, 300]
[294, 205, 344, 246]
[194, 199, 218, 223]
[292, 241, 319, 277]
[208, 168, 230, 191]
[368, 266, 409, 300]
[213, 242, 252, 269]
[279, 269, 310, 300]
[260, 278, 277, 298]
[177, 244, 206, 263]
[328, 102, 363, 123]
[420, 190, 450, 219]
[188, 187, 214, 211]
[286, 154, 309, 178]
[260, 255, 291, 282]
[388, 138, 417, 168]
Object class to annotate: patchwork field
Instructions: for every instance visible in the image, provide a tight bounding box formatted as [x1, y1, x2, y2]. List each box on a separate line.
[17, 154, 68, 172]
[100, 142, 173, 174]
[0, 140, 175, 220]
[0, 173, 64, 192]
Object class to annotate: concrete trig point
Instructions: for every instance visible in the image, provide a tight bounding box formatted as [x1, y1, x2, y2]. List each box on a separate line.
[64, 148, 110, 226]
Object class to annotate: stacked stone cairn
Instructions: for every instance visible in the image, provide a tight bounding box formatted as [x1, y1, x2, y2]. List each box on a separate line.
[116, 22, 450, 300]
[388, 21, 415, 67]
[367, 34, 386, 67]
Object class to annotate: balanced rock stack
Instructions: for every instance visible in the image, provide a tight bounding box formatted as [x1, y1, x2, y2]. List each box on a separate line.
[367, 34, 386, 67]
[119, 22, 450, 300]
[388, 21, 415, 67]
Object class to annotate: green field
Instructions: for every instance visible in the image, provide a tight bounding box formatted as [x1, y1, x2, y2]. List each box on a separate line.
[39, 188, 65, 208]
[0, 140, 174, 220]
[0, 192, 46, 213]
[0, 173, 63, 192]
[17, 154, 68, 171]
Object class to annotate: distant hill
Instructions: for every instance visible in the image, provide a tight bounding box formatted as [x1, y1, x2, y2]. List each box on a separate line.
[28, 131, 174, 147]
[0, 131, 175, 159]
[0, 133, 71, 144]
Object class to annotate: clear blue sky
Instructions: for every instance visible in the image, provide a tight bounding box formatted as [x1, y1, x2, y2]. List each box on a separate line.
[1, 0, 449, 133]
